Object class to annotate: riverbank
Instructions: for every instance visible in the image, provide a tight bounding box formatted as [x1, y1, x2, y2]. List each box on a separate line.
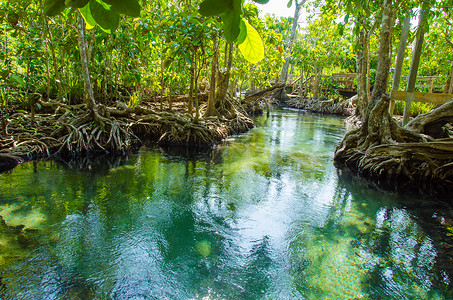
[0, 98, 260, 172]
[285, 96, 355, 116]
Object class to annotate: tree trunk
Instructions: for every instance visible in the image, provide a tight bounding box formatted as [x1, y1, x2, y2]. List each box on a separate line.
[365, 0, 394, 122]
[389, 15, 411, 116]
[275, 0, 306, 99]
[188, 50, 195, 115]
[45, 33, 51, 101]
[102, 36, 109, 104]
[402, 10, 427, 125]
[215, 42, 235, 116]
[405, 99, 453, 136]
[356, 30, 368, 117]
[160, 45, 165, 110]
[218, 42, 233, 101]
[77, 12, 97, 111]
[335, 0, 395, 162]
[193, 53, 200, 123]
[43, 13, 65, 102]
[448, 61, 453, 94]
[204, 35, 219, 117]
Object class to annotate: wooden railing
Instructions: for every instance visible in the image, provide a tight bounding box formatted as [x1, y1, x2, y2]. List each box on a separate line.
[390, 91, 452, 105]
[399, 75, 444, 93]
[286, 74, 451, 120]
[331, 73, 356, 90]
[286, 73, 357, 94]
[389, 76, 451, 124]
[390, 90, 453, 125]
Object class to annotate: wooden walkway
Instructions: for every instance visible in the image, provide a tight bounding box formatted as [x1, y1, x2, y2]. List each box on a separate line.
[287, 74, 452, 120]
[390, 90, 453, 124]
[287, 74, 446, 95]
[287, 73, 357, 97]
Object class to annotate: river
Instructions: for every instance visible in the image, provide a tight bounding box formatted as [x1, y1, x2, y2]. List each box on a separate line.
[0, 109, 452, 299]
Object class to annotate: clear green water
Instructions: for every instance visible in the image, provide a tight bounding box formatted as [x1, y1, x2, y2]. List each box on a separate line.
[0, 109, 452, 299]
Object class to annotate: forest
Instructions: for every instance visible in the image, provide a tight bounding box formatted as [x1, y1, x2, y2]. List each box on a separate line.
[2, 0, 453, 298]
[0, 0, 453, 190]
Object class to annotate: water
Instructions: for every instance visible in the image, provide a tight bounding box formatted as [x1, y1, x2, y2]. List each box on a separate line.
[0, 109, 452, 299]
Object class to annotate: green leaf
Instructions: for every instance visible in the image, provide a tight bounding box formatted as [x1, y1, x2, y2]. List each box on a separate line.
[222, 9, 241, 43]
[237, 19, 247, 45]
[344, 13, 349, 24]
[238, 19, 264, 64]
[253, 0, 269, 3]
[79, 3, 97, 29]
[287, 0, 293, 8]
[9, 74, 25, 88]
[89, 0, 119, 33]
[163, 58, 172, 69]
[199, 0, 230, 17]
[103, 0, 141, 17]
[232, 0, 242, 14]
[7, 12, 19, 27]
[337, 23, 344, 36]
[65, 0, 89, 8]
[44, 0, 66, 16]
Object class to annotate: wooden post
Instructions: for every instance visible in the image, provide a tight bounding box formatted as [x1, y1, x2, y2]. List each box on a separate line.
[403, 10, 426, 125]
[390, 16, 411, 116]
[429, 77, 434, 93]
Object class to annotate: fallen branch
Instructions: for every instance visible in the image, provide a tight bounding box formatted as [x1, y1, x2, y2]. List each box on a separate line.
[244, 84, 285, 103]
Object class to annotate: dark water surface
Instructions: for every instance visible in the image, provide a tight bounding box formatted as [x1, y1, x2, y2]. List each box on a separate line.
[1, 109, 452, 299]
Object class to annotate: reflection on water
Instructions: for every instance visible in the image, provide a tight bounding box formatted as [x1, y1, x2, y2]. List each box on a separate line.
[0, 109, 452, 299]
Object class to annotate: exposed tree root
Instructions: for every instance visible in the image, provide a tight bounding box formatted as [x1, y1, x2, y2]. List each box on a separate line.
[335, 96, 453, 190]
[0, 95, 255, 171]
[286, 97, 355, 115]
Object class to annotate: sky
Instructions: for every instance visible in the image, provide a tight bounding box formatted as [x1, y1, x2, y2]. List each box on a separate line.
[253, 0, 295, 18]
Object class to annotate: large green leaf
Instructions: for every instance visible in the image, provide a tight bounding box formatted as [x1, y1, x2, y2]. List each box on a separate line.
[44, 0, 66, 16]
[199, 0, 230, 17]
[65, 0, 89, 8]
[89, 0, 119, 33]
[103, 0, 140, 17]
[253, 0, 269, 3]
[222, 9, 240, 43]
[232, 0, 242, 14]
[237, 19, 247, 45]
[79, 3, 97, 29]
[238, 19, 264, 64]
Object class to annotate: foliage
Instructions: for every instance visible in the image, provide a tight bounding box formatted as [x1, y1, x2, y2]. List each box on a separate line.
[319, 76, 340, 99]
[392, 100, 436, 117]
[198, 0, 266, 63]
[1, 0, 452, 115]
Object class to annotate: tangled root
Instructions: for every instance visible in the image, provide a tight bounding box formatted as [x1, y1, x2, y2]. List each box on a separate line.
[1, 96, 257, 168]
